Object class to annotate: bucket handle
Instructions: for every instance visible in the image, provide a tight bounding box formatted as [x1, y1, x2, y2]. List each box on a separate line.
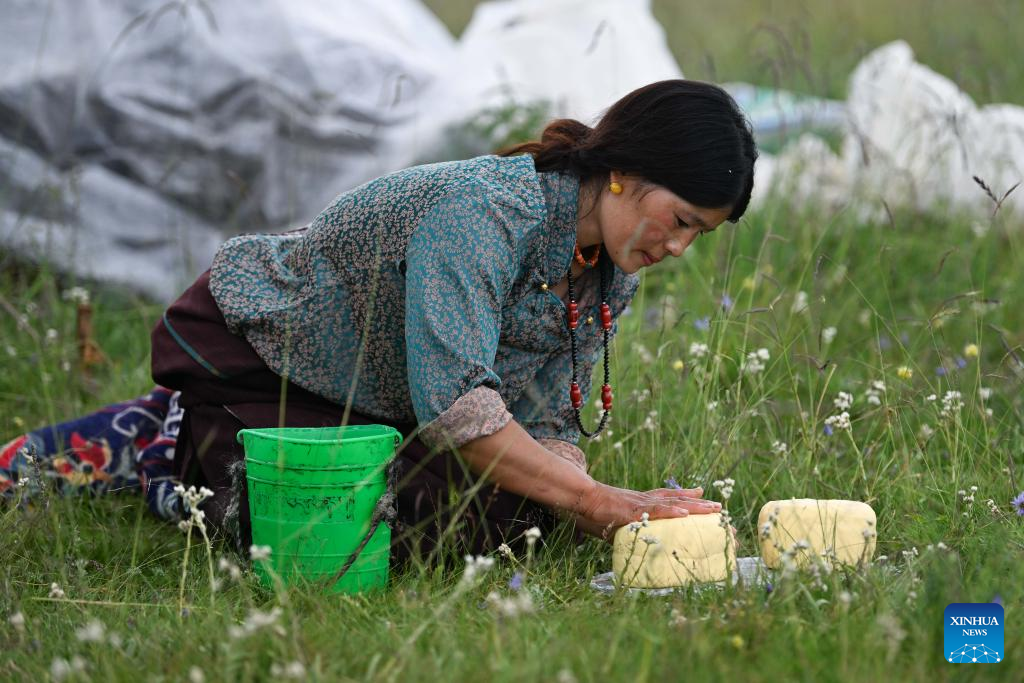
[325, 457, 400, 591]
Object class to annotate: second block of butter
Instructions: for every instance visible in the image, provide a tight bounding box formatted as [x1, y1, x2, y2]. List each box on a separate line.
[758, 499, 876, 569]
[612, 514, 737, 588]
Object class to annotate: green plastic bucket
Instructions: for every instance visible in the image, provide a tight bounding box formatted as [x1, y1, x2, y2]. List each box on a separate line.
[237, 425, 402, 594]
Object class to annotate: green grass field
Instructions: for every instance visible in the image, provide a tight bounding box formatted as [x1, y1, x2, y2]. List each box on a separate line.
[2, 2, 1023, 681]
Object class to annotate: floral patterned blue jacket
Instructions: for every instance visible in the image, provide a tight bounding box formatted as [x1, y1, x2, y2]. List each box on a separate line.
[210, 154, 639, 457]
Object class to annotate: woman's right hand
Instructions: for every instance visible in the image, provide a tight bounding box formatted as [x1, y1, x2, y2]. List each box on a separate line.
[574, 481, 722, 540]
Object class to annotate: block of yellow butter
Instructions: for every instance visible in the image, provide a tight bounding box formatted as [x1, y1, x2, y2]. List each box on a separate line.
[612, 514, 737, 588]
[758, 499, 876, 569]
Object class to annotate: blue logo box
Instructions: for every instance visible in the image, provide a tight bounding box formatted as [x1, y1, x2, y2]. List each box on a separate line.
[944, 603, 1004, 663]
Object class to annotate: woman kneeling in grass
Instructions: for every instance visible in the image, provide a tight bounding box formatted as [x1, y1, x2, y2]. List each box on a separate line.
[1, 80, 757, 563]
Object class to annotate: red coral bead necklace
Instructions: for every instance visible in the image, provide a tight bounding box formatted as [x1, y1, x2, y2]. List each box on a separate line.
[566, 243, 612, 438]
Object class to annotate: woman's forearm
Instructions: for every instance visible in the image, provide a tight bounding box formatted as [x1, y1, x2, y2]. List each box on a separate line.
[456, 419, 597, 516]
[456, 419, 720, 538]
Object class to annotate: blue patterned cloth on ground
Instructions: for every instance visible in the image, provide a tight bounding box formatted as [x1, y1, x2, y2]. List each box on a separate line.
[0, 386, 184, 520]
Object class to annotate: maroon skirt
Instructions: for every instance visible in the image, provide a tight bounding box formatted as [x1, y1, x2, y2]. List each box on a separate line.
[151, 271, 556, 564]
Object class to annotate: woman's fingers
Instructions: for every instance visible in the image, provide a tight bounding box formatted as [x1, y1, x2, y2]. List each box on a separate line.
[653, 486, 705, 498]
[643, 501, 690, 520]
[632, 494, 721, 517]
[675, 498, 722, 514]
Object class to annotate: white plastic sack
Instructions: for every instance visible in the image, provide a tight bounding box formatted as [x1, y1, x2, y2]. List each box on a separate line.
[0, 0, 455, 301]
[843, 41, 1024, 217]
[418, 0, 683, 142]
[754, 41, 1024, 220]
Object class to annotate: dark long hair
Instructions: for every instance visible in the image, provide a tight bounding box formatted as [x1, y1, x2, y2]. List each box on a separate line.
[500, 80, 758, 222]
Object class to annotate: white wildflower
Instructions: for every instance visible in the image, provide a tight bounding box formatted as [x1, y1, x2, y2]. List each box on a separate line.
[925, 393, 937, 402]
[50, 658, 71, 681]
[865, 381, 885, 406]
[641, 511, 650, 527]
[461, 555, 495, 585]
[62, 287, 92, 305]
[524, 526, 542, 546]
[177, 485, 216, 533]
[959, 487, 977, 505]
[640, 535, 659, 546]
[44, 328, 58, 344]
[838, 590, 853, 606]
[485, 590, 535, 618]
[218, 556, 242, 581]
[51, 656, 87, 681]
[742, 349, 768, 375]
[940, 391, 963, 418]
[75, 619, 106, 643]
[833, 392, 854, 410]
[249, 545, 272, 562]
[706, 401, 719, 412]
[228, 607, 285, 639]
[557, 669, 578, 683]
[689, 342, 709, 359]
[711, 478, 735, 501]
[822, 327, 837, 345]
[918, 424, 934, 440]
[49, 582, 66, 599]
[189, 667, 206, 683]
[978, 387, 992, 401]
[4, 345, 15, 358]
[497, 543, 513, 559]
[771, 440, 788, 456]
[824, 412, 852, 431]
[8, 612, 25, 632]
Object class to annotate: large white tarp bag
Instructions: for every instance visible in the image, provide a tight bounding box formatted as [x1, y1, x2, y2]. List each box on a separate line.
[842, 41, 1024, 217]
[406, 0, 684, 161]
[0, 0, 455, 300]
[754, 41, 1024, 219]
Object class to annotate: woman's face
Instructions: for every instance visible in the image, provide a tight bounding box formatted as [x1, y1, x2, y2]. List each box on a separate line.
[588, 173, 734, 275]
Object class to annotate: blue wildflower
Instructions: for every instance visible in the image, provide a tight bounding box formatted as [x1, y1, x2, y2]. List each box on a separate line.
[1012, 491, 1024, 516]
[823, 424, 834, 436]
[665, 476, 682, 490]
[992, 594, 1004, 607]
[935, 366, 947, 376]
[695, 316, 711, 331]
[509, 571, 524, 591]
[720, 294, 734, 311]
[955, 356, 967, 369]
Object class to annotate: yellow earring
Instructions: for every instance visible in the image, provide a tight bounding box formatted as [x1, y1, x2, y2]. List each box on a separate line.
[609, 181, 623, 195]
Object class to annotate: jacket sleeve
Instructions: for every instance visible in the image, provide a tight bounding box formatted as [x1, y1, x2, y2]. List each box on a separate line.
[404, 184, 529, 451]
